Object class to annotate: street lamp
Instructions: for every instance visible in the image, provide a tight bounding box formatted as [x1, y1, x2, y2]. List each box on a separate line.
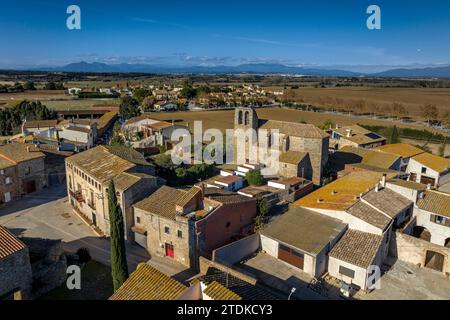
[288, 287, 296, 300]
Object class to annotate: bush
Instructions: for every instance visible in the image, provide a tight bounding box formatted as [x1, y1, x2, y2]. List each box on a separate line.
[76, 247, 91, 264]
[245, 169, 264, 186]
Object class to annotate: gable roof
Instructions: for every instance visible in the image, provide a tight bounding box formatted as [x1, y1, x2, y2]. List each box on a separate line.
[411, 152, 450, 173]
[294, 171, 394, 211]
[198, 265, 280, 300]
[333, 125, 386, 146]
[134, 186, 185, 220]
[362, 188, 413, 218]
[109, 263, 187, 300]
[262, 206, 347, 255]
[346, 201, 392, 230]
[329, 229, 383, 269]
[259, 120, 329, 139]
[66, 146, 150, 182]
[0, 143, 45, 164]
[203, 281, 242, 300]
[417, 190, 450, 218]
[386, 179, 427, 191]
[0, 226, 27, 260]
[340, 146, 401, 170]
[279, 150, 308, 165]
[375, 143, 424, 158]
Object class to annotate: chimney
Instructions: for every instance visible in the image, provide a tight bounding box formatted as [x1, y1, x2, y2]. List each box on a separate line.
[375, 184, 379, 192]
[346, 128, 352, 138]
[26, 146, 30, 153]
[427, 183, 432, 190]
[381, 174, 387, 188]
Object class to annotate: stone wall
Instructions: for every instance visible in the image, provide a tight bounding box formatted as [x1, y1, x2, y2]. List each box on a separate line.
[17, 157, 46, 192]
[212, 233, 261, 265]
[0, 165, 19, 204]
[0, 248, 33, 300]
[390, 231, 450, 276]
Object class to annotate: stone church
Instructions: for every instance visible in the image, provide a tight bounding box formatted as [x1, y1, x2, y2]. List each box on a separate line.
[233, 107, 329, 185]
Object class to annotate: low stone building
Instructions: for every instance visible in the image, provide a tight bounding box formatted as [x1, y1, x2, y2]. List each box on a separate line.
[330, 124, 386, 150]
[65, 145, 162, 239]
[0, 226, 33, 300]
[0, 143, 46, 202]
[260, 206, 347, 278]
[407, 152, 450, 188]
[132, 185, 257, 270]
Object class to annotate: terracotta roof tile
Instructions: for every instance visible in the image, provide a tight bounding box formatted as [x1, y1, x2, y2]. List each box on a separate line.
[279, 151, 308, 165]
[362, 188, 413, 218]
[0, 226, 27, 260]
[411, 152, 450, 173]
[346, 201, 391, 230]
[259, 120, 329, 139]
[0, 143, 45, 163]
[375, 143, 424, 158]
[329, 229, 383, 269]
[134, 186, 186, 220]
[109, 263, 187, 300]
[417, 190, 450, 218]
[203, 281, 242, 300]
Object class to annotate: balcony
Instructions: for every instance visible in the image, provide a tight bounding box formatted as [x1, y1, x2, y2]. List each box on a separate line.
[69, 190, 85, 203]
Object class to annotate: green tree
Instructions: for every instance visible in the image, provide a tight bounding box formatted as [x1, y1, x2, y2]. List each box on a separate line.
[180, 80, 197, 99]
[119, 96, 140, 120]
[133, 88, 152, 104]
[245, 169, 264, 186]
[388, 125, 400, 144]
[23, 81, 36, 91]
[254, 195, 269, 231]
[438, 139, 447, 157]
[107, 180, 129, 291]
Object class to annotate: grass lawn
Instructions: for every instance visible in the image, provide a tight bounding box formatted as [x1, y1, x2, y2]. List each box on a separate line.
[38, 260, 113, 300]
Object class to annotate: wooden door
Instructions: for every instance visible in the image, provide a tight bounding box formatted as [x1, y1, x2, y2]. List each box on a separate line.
[278, 244, 304, 270]
[165, 243, 174, 258]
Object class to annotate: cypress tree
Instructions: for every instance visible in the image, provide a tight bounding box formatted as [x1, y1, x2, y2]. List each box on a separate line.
[107, 180, 129, 291]
[389, 125, 400, 144]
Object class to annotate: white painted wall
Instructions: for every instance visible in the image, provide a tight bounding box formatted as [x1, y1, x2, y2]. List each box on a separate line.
[260, 234, 278, 257]
[328, 257, 369, 291]
[414, 208, 450, 246]
[307, 208, 384, 235]
[407, 158, 440, 187]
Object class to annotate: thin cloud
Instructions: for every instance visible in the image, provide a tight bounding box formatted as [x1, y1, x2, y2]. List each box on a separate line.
[129, 17, 191, 29]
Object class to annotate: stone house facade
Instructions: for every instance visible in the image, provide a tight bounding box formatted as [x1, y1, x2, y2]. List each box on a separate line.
[0, 226, 33, 300]
[65, 145, 161, 239]
[0, 144, 46, 202]
[132, 186, 257, 270]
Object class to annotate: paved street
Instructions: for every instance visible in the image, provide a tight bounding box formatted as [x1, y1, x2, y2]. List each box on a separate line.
[0, 185, 190, 278]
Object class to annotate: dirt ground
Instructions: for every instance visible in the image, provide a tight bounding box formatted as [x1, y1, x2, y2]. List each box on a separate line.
[278, 87, 450, 118]
[150, 107, 448, 134]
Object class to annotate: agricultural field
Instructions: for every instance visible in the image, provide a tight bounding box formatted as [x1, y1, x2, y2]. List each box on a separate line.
[150, 107, 450, 157]
[0, 90, 119, 110]
[272, 87, 450, 119]
[149, 107, 447, 133]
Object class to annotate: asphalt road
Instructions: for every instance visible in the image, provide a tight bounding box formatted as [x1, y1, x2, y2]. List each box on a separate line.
[0, 184, 190, 277]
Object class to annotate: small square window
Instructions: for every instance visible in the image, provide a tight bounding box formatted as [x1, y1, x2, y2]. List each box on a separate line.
[421, 167, 427, 174]
[164, 226, 170, 234]
[136, 216, 141, 224]
[177, 230, 183, 238]
[436, 216, 446, 225]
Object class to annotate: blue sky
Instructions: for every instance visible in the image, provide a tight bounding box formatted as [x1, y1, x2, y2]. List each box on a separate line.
[0, 0, 449, 70]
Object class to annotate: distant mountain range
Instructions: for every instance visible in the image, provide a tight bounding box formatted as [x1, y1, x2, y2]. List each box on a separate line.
[31, 61, 450, 78]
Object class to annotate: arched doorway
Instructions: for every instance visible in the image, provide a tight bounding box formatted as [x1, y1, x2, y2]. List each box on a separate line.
[412, 226, 431, 242]
[445, 238, 450, 248]
[425, 250, 445, 272]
